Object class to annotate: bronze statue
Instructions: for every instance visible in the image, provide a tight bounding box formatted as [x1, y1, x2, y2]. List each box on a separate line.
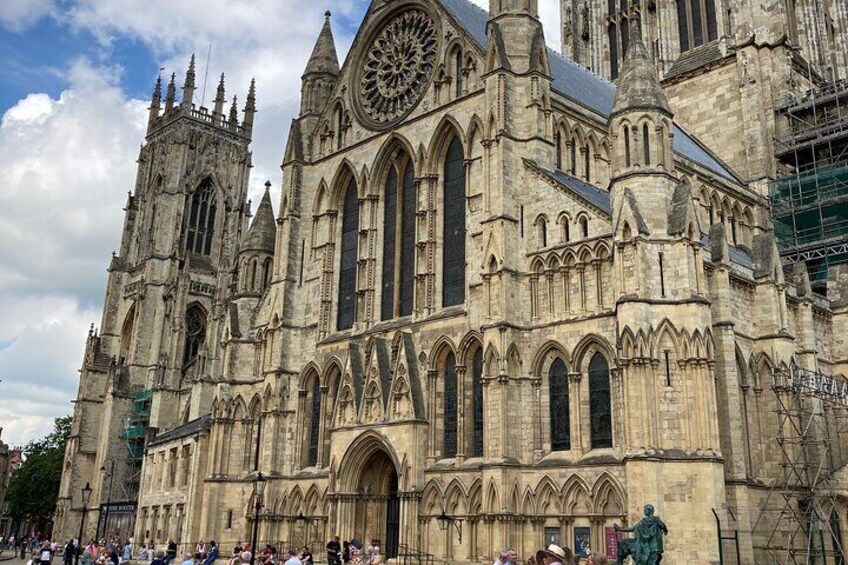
[615, 504, 668, 565]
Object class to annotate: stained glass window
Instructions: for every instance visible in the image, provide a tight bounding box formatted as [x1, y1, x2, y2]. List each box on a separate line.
[443, 351, 458, 458]
[337, 179, 359, 330]
[472, 348, 484, 457]
[182, 306, 206, 367]
[183, 179, 217, 255]
[589, 353, 613, 448]
[381, 154, 416, 320]
[443, 137, 466, 307]
[307, 376, 321, 466]
[550, 358, 571, 451]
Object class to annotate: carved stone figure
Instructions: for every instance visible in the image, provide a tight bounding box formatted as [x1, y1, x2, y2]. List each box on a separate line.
[616, 505, 668, 565]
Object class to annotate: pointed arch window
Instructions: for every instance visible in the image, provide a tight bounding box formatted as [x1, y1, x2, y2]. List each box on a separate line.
[549, 358, 571, 451]
[454, 49, 464, 98]
[337, 178, 359, 330]
[570, 141, 577, 175]
[443, 137, 466, 307]
[624, 126, 632, 167]
[182, 305, 207, 368]
[677, 0, 718, 52]
[589, 353, 613, 449]
[381, 151, 416, 320]
[307, 376, 321, 467]
[443, 351, 458, 458]
[555, 132, 563, 170]
[584, 143, 591, 180]
[471, 348, 484, 457]
[336, 106, 344, 150]
[183, 179, 217, 255]
[642, 123, 651, 165]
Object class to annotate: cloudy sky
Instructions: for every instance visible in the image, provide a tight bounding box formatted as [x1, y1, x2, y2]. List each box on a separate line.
[0, 0, 562, 448]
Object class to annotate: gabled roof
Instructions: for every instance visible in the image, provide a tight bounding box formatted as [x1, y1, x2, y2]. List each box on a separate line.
[525, 159, 612, 216]
[437, 0, 740, 183]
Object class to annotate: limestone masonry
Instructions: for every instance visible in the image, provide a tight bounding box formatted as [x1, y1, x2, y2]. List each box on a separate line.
[55, 0, 848, 563]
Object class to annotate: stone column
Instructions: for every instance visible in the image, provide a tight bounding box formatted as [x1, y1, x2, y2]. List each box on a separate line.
[317, 385, 330, 467]
[456, 365, 468, 462]
[569, 372, 583, 454]
[427, 369, 438, 464]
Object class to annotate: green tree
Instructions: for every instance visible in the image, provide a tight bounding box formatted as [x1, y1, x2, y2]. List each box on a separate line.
[6, 415, 72, 520]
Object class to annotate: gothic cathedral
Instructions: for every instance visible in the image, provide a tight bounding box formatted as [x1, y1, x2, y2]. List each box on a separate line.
[56, 0, 848, 563]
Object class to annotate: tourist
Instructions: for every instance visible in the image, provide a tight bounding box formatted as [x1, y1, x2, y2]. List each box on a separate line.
[165, 540, 178, 565]
[239, 552, 251, 565]
[181, 552, 195, 565]
[341, 541, 350, 565]
[300, 546, 312, 565]
[195, 541, 206, 561]
[203, 541, 218, 565]
[151, 549, 167, 565]
[64, 540, 75, 565]
[123, 542, 132, 562]
[138, 545, 151, 561]
[534, 544, 573, 565]
[40, 542, 54, 565]
[506, 548, 518, 565]
[494, 550, 508, 565]
[232, 542, 243, 557]
[326, 536, 341, 565]
[365, 541, 380, 565]
[283, 548, 301, 565]
[586, 554, 607, 565]
[347, 540, 362, 565]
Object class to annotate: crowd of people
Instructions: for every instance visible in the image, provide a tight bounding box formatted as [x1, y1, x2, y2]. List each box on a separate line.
[1, 535, 612, 565]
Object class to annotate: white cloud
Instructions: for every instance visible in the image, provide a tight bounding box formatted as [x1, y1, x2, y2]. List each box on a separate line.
[0, 59, 147, 447]
[0, 0, 564, 447]
[0, 0, 56, 31]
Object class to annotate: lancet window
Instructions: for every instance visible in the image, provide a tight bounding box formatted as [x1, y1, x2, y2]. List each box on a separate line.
[589, 353, 613, 448]
[442, 137, 466, 307]
[550, 358, 571, 450]
[381, 151, 417, 320]
[183, 179, 217, 256]
[337, 179, 359, 330]
[443, 351, 458, 458]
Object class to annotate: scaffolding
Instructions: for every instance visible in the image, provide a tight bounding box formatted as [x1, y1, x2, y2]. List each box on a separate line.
[120, 389, 151, 500]
[752, 365, 848, 564]
[770, 79, 848, 288]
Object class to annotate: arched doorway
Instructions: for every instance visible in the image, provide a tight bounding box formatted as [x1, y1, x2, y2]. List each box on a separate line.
[354, 449, 400, 558]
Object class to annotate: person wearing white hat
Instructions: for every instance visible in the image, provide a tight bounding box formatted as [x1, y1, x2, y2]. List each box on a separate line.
[534, 544, 573, 565]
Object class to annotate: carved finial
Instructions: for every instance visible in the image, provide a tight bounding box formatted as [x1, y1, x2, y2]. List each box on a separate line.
[165, 72, 177, 112]
[213, 73, 226, 119]
[229, 95, 239, 126]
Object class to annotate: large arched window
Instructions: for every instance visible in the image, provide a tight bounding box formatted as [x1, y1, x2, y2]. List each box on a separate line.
[182, 305, 206, 368]
[183, 179, 217, 255]
[471, 347, 484, 457]
[307, 376, 321, 466]
[381, 151, 416, 320]
[589, 353, 613, 448]
[337, 178, 359, 330]
[443, 351, 458, 458]
[549, 358, 571, 451]
[443, 137, 466, 307]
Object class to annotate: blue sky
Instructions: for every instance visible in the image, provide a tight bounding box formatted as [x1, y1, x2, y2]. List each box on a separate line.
[0, 0, 562, 448]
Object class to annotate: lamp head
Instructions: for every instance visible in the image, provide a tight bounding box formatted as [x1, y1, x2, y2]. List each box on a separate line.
[254, 472, 266, 497]
[82, 482, 93, 506]
[436, 511, 452, 532]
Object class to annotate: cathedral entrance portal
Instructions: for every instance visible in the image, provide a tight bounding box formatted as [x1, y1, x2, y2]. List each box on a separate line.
[352, 448, 400, 559]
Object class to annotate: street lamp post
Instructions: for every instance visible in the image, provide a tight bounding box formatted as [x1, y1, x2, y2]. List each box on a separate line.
[436, 510, 463, 543]
[249, 473, 266, 565]
[100, 460, 115, 541]
[76, 483, 93, 565]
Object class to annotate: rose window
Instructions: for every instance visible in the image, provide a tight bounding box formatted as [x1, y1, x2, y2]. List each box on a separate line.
[358, 9, 437, 128]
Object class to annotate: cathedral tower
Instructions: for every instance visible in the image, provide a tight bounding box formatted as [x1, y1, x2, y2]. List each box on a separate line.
[609, 26, 725, 563]
[55, 58, 256, 541]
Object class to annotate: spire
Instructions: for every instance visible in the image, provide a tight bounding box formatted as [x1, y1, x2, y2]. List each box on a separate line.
[165, 73, 177, 113]
[213, 73, 226, 119]
[181, 54, 196, 109]
[304, 11, 340, 77]
[241, 181, 277, 254]
[243, 78, 257, 134]
[610, 22, 671, 117]
[148, 75, 162, 126]
[229, 95, 239, 127]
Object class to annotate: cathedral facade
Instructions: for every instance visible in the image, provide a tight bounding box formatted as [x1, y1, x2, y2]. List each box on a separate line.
[56, 0, 848, 563]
